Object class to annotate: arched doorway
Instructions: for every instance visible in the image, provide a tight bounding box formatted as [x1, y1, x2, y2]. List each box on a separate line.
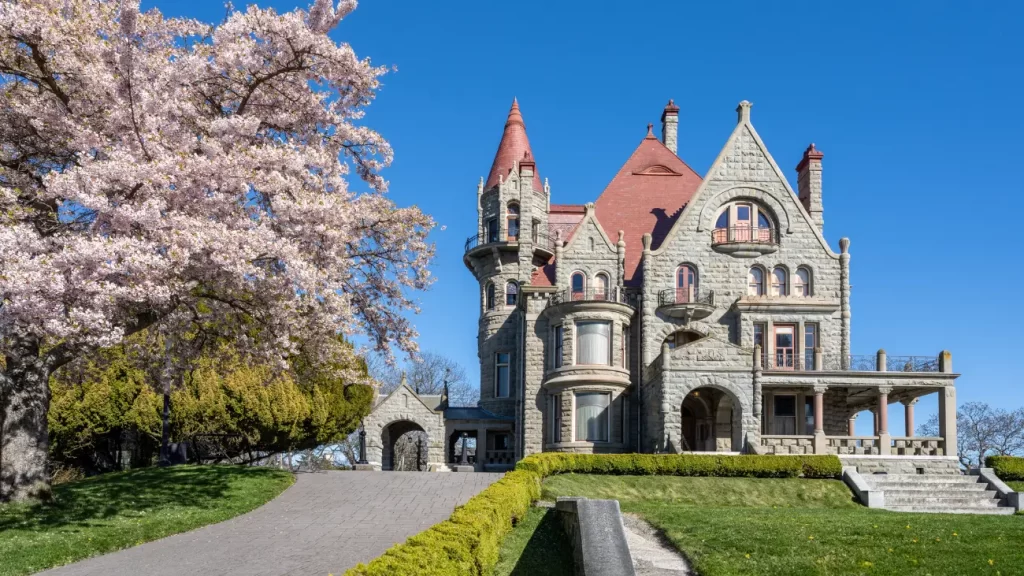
[382, 420, 428, 471]
[681, 387, 741, 452]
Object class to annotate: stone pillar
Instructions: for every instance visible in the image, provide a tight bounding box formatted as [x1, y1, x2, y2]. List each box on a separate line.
[876, 349, 887, 372]
[752, 346, 763, 449]
[877, 387, 891, 455]
[839, 238, 851, 369]
[847, 413, 857, 437]
[905, 399, 917, 437]
[812, 386, 827, 454]
[813, 347, 823, 371]
[939, 350, 953, 373]
[796, 143, 824, 232]
[661, 99, 680, 155]
[939, 386, 957, 457]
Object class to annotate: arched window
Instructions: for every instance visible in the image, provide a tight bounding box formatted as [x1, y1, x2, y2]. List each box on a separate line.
[713, 202, 776, 244]
[748, 267, 764, 296]
[794, 267, 811, 297]
[506, 281, 519, 306]
[666, 330, 703, 349]
[506, 203, 520, 241]
[675, 264, 697, 303]
[771, 267, 788, 297]
[571, 272, 586, 301]
[486, 282, 496, 310]
[594, 273, 609, 301]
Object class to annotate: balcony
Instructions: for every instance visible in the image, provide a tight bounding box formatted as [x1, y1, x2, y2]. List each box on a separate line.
[762, 352, 942, 373]
[463, 230, 555, 266]
[711, 226, 778, 257]
[657, 287, 715, 321]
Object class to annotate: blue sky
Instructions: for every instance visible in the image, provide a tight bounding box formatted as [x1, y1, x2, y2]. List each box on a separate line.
[151, 0, 1023, 433]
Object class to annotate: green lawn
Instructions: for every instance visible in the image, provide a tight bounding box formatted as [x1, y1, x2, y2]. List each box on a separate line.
[494, 506, 574, 576]
[543, 474, 1023, 576]
[1008, 481, 1024, 492]
[0, 465, 293, 576]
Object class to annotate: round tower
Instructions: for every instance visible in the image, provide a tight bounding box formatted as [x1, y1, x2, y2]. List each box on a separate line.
[464, 99, 552, 417]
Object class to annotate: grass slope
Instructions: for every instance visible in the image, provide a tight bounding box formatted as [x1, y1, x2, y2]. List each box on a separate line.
[0, 465, 293, 576]
[544, 474, 1023, 576]
[494, 507, 574, 576]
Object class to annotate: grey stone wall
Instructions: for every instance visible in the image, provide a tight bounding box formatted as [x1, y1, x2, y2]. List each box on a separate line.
[362, 385, 446, 470]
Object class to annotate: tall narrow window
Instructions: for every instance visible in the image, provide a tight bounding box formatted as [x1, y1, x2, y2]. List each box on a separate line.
[552, 325, 564, 369]
[753, 322, 767, 368]
[485, 282, 496, 310]
[676, 264, 697, 303]
[506, 203, 520, 241]
[495, 352, 510, 398]
[622, 327, 630, 369]
[571, 272, 586, 301]
[594, 273, 609, 301]
[771, 267, 788, 297]
[774, 325, 795, 369]
[548, 394, 562, 443]
[748, 267, 764, 296]
[487, 218, 498, 243]
[772, 395, 797, 435]
[505, 281, 518, 306]
[531, 219, 541, 243]
[795, 267, 811, 297]
[575, 392, 610, 442]
[576, 321, 611, 365]
[804, 323, 818, 370]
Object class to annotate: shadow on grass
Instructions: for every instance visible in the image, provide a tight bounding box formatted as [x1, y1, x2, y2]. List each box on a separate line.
[509, 508, 574, 576]
[0, 465, 277, 532]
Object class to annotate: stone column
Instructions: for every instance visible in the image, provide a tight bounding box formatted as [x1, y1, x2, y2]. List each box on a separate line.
[812, 386, 827, 454]
[877, 387, 891, 455]
[839, 238, 851, 369]
[876, 349, 887, 372]
[939, 386, 957, 457]
[904, 399, 917, 437]
[847, 413, 857, 437]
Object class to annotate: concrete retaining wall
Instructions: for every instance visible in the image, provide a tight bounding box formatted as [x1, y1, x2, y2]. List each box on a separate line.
[556, 497, 636, 576]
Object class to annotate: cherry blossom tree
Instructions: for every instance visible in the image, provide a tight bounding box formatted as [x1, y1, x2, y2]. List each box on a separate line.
[0, 0, 434, 501]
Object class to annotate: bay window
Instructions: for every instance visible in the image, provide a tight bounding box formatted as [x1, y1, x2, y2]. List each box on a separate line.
[575, 392, 610, 442]
[576, 321, 611, 365]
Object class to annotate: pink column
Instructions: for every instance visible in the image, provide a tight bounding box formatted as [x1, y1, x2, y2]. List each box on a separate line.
[905, 399, 916, 437]
[847, 414, 857, 436]
[877, 390, 889, 435]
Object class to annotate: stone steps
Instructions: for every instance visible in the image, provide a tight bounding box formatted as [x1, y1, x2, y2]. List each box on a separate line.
[862, 473, 1015, 515]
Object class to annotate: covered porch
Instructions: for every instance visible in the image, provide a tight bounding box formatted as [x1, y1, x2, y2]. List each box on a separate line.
[755, 348, 959, 457]
[443, 406, 515, 472]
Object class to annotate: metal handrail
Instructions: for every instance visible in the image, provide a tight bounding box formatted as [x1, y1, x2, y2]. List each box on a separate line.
[763, 353, 941, 373]
[657, 287, 714, 307]
[465, 230, 555, 253]
[550, 287, 628, 306]
[711, 226, 778, 245]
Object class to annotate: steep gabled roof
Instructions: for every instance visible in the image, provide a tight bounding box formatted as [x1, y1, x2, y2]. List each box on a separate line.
[594, 125, 703, 285]
[484, 98, 543, 192]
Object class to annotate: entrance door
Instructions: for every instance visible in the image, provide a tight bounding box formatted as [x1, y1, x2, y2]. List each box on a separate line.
[733, 203, 752, 242]
[774, 325, 795, 370]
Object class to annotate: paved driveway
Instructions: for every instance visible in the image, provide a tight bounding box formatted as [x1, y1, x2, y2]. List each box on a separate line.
[41, 471, 502, 576]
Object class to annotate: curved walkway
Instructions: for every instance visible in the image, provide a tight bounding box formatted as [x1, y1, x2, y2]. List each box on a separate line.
[41, 471, 502, 576]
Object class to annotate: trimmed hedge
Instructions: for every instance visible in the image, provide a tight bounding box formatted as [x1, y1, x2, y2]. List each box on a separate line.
[986, 455, 1024, 481]
[343, 453, 843, 576]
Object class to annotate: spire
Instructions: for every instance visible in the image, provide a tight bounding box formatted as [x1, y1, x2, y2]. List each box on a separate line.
[485, 98, 542, 191]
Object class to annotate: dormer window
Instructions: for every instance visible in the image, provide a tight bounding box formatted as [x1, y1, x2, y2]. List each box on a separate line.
[507, 203, 520, 241]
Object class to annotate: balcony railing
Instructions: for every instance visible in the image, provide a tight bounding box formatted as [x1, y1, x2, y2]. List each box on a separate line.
[762, 352, 941, 373]
[711, 226, 778, 245]
[465, 230, 554, 253]
[550, 287, 628, 306]
[657, 287, 715, 307]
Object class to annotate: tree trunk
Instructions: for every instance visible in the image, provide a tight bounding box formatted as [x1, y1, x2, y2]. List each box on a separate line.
[0, 352, 53, 502]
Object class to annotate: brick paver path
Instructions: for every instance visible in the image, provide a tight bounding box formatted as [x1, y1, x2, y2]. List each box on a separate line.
[41, 471, 502, 576]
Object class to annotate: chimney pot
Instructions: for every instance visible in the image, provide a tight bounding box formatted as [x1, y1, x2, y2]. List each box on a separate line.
[661, 99, 680, 154]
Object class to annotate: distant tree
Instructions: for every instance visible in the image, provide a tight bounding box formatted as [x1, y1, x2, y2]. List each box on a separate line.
[918, 401, 1024, 469]
[369, 352, 477, 407]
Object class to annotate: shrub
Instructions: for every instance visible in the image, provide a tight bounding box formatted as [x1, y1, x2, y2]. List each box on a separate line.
[345, 453, 843, 575]
[986, 455, 1024, 481]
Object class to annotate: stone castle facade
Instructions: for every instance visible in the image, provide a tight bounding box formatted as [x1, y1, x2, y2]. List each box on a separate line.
[363, 98, 960, 473]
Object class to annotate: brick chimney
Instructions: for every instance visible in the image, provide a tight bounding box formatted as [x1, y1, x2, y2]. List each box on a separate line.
[661, 99, 679, 155]
[796, 143, 824, 232]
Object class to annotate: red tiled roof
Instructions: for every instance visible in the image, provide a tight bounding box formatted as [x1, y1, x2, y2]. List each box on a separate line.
[594, 128, 703, 286]
[485, 99, 543, 192]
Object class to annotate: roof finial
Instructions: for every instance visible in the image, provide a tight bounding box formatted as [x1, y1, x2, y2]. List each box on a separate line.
[646, 123, 655, 138]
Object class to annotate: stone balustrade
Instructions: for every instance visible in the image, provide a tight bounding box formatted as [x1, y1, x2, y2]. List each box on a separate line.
[760, 435, 814, 454]
[827, 436, 881, 455]
[890, 436, 944, 456]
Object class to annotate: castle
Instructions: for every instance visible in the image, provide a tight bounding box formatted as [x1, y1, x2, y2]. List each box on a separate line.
[362, 98, 960, 475]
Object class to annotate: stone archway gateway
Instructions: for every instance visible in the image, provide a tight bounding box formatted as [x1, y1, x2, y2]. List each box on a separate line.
[680, 387, 742, 452]
[382, 420, 428, 471]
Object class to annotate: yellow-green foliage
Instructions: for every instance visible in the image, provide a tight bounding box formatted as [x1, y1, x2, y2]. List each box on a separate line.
[344, 453, 842, 575]
[986, 455, 1024, 481]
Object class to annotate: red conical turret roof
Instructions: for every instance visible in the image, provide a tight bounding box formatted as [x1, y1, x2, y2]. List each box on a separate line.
[485, 98, 543, 192]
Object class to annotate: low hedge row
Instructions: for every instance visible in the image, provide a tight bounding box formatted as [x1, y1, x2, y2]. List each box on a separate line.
[343, 453, 843, 576]
[986, 455, 1024, 481]
[516, 453, 843, 479]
